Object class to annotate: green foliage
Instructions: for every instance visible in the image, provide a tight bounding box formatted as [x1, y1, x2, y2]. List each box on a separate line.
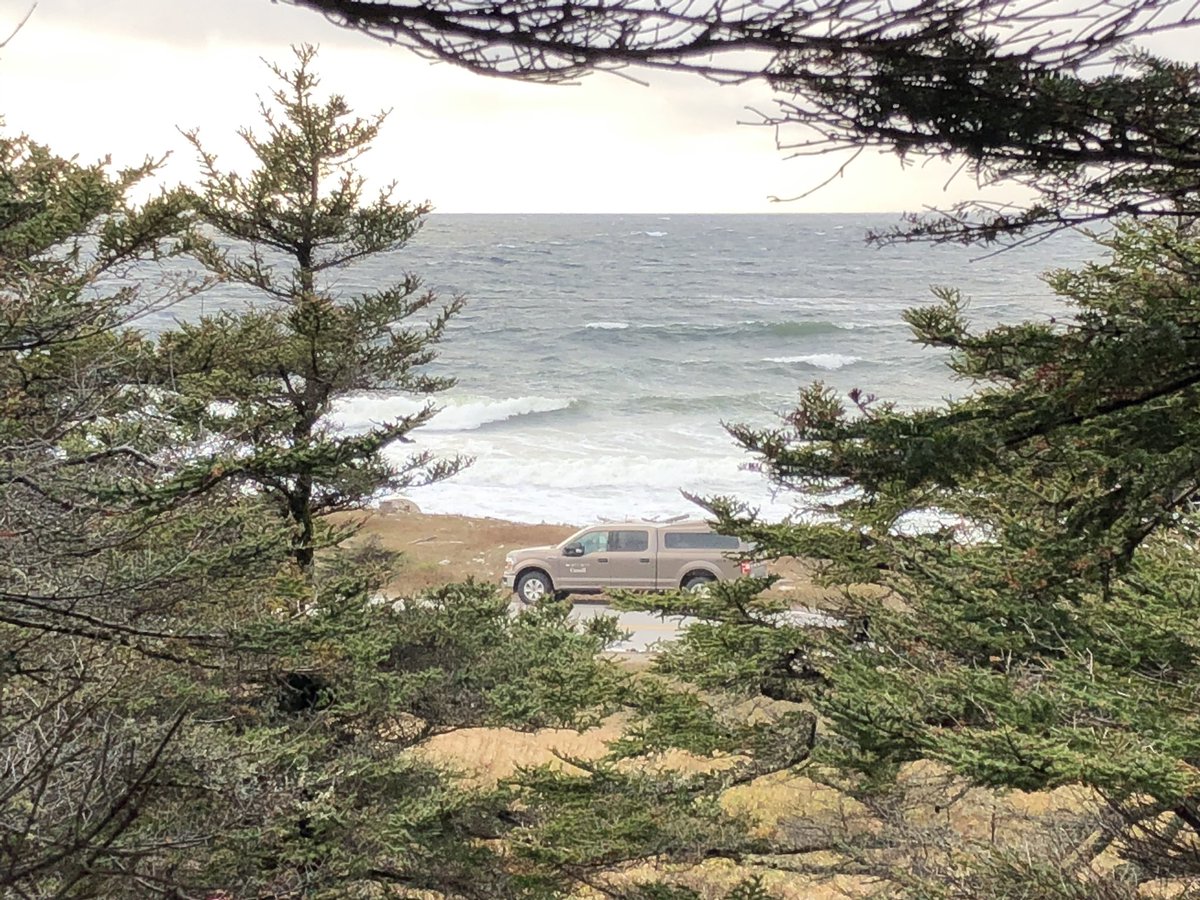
[164, 571, 629, 898]
[0, 56, 643, 899]
[160, 44, 464, 570]
[607, 222, 1200, 890]
[782, 48, 1200, 242]
[243, 573, 627, 734]
[0, 125, 286, 897]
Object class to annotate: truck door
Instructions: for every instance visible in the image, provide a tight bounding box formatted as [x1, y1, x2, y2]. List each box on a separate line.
[556, 528, 611, 590]
[606, 529, 655, 589]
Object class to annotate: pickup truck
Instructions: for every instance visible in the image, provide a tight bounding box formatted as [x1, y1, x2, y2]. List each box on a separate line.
[502, 520, 765, 603]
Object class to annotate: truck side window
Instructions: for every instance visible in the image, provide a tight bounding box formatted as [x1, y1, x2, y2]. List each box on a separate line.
[609, 530, 649, 552]
[576, 531, 609, 555]
[663, 532, 740, 550]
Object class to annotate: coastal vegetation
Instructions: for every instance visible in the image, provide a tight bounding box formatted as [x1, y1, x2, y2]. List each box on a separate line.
[7, 2, 1200, 898]
[0, 48, 627, 897]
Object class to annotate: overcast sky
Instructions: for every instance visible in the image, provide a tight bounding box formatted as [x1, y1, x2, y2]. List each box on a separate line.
[0, 1, 1193, 214]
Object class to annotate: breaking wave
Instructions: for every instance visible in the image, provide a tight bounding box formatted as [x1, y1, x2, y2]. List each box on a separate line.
[762, 353, 862, 370]
[329, 394, 577, 434]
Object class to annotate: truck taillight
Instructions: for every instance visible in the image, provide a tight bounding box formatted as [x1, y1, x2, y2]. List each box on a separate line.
[739, 561, 752, 575]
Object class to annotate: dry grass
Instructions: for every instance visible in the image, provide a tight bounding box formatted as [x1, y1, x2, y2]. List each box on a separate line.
[419, 720, 625, 784]
[417, 721, 1112, 899]
[420, 720, 881, 899]
[335, 508, 571, 595]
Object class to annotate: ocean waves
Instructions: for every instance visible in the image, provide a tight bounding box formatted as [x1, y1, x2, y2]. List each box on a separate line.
[387, 440, 789, 524]
[132, 214, 1093, 526]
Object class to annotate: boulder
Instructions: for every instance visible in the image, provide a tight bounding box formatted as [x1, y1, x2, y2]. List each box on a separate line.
[379, 497, 421, 516]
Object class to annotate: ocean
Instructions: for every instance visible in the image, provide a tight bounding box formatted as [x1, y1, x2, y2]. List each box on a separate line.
[179, 214, 1098, 525]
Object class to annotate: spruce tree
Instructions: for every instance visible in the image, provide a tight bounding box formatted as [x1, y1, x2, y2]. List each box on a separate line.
[593, 223, 1200, 894]
[0, 80, 632, 899]
[0, 129, 279, 896]
[160, 44, 463, 572]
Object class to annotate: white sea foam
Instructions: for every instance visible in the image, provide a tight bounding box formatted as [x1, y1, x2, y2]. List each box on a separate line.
[386, 447, 794, 524]
[585, 321, 631, 330]
[763, 353, 862, 370]
[329, 394, 575, 434]
[630, 230, 668, 237]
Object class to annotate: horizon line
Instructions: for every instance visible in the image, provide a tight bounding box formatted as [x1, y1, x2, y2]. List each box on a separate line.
[428, 210, 909, 216]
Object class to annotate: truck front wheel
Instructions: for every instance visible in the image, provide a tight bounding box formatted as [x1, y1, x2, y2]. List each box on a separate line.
[516, 570, 553, 604]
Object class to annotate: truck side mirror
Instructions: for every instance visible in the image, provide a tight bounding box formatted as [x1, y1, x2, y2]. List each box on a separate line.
[563, 543, 584, 557]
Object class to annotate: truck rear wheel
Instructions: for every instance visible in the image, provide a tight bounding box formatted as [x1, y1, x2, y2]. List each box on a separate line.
[682, 573, 716, 595]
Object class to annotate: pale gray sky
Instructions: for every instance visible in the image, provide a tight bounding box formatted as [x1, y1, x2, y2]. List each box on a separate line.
[0, 1, 1190, 213]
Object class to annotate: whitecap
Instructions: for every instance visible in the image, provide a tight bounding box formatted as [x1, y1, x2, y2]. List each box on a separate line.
[328, 394, 575, 434]
[763, 353, 862, 370]
[585, 321, 631, 330]
[629, 230, 668, 237]
[428, 396, 575, 431]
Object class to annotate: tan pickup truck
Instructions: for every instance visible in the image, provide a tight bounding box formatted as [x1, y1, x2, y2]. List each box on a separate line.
[502, 519, 765, 603]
